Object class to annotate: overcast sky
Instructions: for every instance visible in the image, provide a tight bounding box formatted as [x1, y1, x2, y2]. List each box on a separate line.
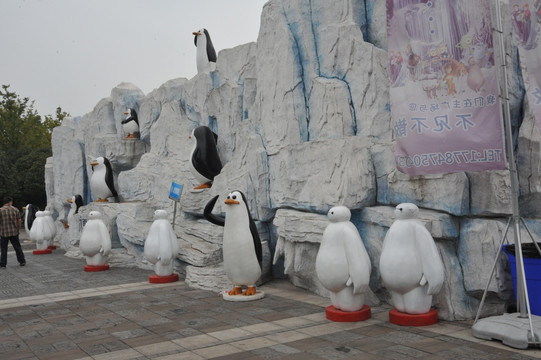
[0, 0, 268, 117]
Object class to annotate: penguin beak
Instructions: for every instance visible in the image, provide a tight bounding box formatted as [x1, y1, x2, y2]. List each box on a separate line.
[90, 161, 99, 166]
[67, 199, 73, 204]
[193, 31, 202, 36]
[224, 199, 240, 205]
[124, 111, 129, 115]
[23, 206, 27, 210]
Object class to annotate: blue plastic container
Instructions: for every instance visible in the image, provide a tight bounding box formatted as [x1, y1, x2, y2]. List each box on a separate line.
[503, 243, 541, 316]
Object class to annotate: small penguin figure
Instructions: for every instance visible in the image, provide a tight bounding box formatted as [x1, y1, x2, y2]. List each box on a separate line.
[122, 108, 140, 139]
[144, 209, 180, 277]
[193, 28, 217, 73]
[90, 157, 118, 202]
[189, 126, 222, 190]
[79, 211, 111, 266]
[379, 203, 444, 314]
[65, 195, 83, 228]
[204, 191, 263, 296]
[23, 204, 39, 235]
[315, 206, 371, 312]
[43, 210, 57, 249]
[29, 211, 53, 251]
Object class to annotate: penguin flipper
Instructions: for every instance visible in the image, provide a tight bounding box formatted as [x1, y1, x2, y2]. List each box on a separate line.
[203, 195, 225, 227]
[249, 219, 263, 266]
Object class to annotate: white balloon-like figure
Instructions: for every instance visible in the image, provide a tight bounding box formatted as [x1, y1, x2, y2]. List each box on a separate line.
[144, 210, 179, 277]
[79, 211, 111, 267]
[379, 203, 445, 314]
[315, 206, 371, 312]
[43, 210, 57, 248]
[29, 211, 53, 251]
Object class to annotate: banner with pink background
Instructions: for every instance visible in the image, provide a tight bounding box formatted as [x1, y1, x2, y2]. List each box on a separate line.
[386, 0, 506, 175]
[510, 0, 541, 130]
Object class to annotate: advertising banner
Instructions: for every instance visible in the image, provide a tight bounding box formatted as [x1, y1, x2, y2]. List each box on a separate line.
[386, 0, 506, 175]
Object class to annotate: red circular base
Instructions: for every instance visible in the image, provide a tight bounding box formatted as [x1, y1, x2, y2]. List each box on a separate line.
[48, 245, 57, 250]
[149, 273, 179, 283]
[325, 305, 371, 322]
[84, 264, 110, 272]
[389, 308, 439, 326]
[33, 249, 52, 255]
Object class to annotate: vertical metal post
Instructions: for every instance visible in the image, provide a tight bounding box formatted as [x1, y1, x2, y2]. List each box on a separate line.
[172, 201, 177, 230]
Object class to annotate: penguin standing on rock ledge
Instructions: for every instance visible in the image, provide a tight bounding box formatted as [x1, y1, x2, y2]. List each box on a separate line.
[193, 28, 217, 73]
[122, 108, 140, 139]
[89, 157, 118, 202]
[189, 126, 222, 191]
[204, 191, 262, 297]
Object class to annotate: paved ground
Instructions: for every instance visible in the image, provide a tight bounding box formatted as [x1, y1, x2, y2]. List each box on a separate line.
[1, 239, 541, 359]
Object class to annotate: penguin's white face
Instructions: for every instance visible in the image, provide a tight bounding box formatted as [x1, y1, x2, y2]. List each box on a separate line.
[88, 211, 102, 220]
[90, 157, 105, 168]
[327, 206, 351, 223]
[124, 109, 132, 118]
[394, 203, 419, 220]
[154, 209, 168, 220]
[224, 191, 243, 206]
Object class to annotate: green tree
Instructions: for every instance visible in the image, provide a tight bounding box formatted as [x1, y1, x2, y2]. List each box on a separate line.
[0, 85, 67, 209]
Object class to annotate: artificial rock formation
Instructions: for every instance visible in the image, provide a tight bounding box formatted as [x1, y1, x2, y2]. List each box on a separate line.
[46, 0, 541, 320]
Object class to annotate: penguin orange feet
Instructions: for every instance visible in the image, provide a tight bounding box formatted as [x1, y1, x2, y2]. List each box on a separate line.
[193, 183, 212, 190]
[94, 198, 109, 203]
[125, 134, 135, 139]
[228, 286, 243, 296]
[243, 286, 257, 296]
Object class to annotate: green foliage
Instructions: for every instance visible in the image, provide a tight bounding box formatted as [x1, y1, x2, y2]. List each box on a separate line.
[0, 85, 68, 209]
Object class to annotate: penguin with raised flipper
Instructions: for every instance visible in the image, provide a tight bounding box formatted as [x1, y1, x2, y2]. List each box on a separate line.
[193, 28, 217, 73]
[189, 126, 222, 191]
[204, 191, 262, 297]
[122, 108, 140, 139]
[89, 157, 118, 202]
[379, 203, 444, 314]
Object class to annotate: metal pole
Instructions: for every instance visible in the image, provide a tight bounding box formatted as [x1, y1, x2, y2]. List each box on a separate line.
[172, 201, 177, 230]
[493, 0, 535, 341]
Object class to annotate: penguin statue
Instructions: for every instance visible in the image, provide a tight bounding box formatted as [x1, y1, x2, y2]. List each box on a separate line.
[65, 195, 83, 228]
[379, 203, 444, 315]
[315, 206, 371, 312]
[204, 191, 263, 298]
[193, 28, 217, 73]
[189, 126, 222, 191]
[23, 204, 39, 235]
[89, 157, 118, 202]
[29, 211, 53, 253]
[79, 210, 111, 269]
[43, 210, 57, 249]
[122, 108, 140, 139]
[144, 209, 180, 278]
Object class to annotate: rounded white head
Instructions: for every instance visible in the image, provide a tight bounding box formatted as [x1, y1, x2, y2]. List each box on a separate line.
[88, 210, 102, 220]
[154, 209, 168, 220]
[36, 211, 45, 218]
[394, 203, 419, 220]
[327, 206, 351, 223]
[90, 157, 105, 169]
[224, 190, 244, 206]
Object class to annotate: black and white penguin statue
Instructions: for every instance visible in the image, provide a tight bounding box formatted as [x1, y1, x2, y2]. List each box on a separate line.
[189, 126, 222, 190]
[90, 157, 118, 202]
[65, 194, 84, 228]
[204, 191, 263, 298]
[122, 108, 140, 139]
[23, 204, 39, 235]
[193, 28, 217, 73]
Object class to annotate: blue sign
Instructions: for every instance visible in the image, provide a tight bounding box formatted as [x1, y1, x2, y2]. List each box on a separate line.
[169, 182, 183, 201]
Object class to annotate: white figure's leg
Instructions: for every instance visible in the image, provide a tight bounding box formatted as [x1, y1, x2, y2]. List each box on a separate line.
[390, 291, 407, 312]
[36, 241, 48, 250]
[331, 287, 365, 312]
[402, 285, 432, 314]
[155, 261, 174, 276]
[86, 253, 105, 266]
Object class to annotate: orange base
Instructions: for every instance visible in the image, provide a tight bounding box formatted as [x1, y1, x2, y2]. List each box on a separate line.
[389, 308, 438, 326]
[149, 273, 179, 283]
[33, 249, 53, 255]
[325, 305, 371, 322]
[84, 264, 110, 272]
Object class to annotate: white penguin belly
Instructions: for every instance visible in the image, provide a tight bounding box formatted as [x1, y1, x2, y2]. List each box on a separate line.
[90, 168, 111, 199]
[380, 239, 423, 293]
[123, 121, 138, 135]
[315, 243, 349, 292]
[223, 225, 261, 285]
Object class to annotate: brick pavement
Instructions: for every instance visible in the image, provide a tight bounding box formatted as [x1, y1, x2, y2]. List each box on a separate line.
[1, 245, 541, 359]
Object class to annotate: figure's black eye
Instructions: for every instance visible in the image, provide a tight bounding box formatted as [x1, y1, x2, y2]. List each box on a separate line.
[232, 195, 237, 200]
[331, 211, 334, 215]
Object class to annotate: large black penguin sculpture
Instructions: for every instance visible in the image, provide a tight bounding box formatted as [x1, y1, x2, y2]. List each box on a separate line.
[193, 28, 217, 73]
[189, 126, 222, 190]
[90, 157, 118, 202]
[204, 191, 263, 297]
[23, 204, 39, 235]
[122, 108, 140, 139]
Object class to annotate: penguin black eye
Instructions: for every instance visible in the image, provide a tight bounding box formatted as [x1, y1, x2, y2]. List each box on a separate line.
[232, 195, 237, 200]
